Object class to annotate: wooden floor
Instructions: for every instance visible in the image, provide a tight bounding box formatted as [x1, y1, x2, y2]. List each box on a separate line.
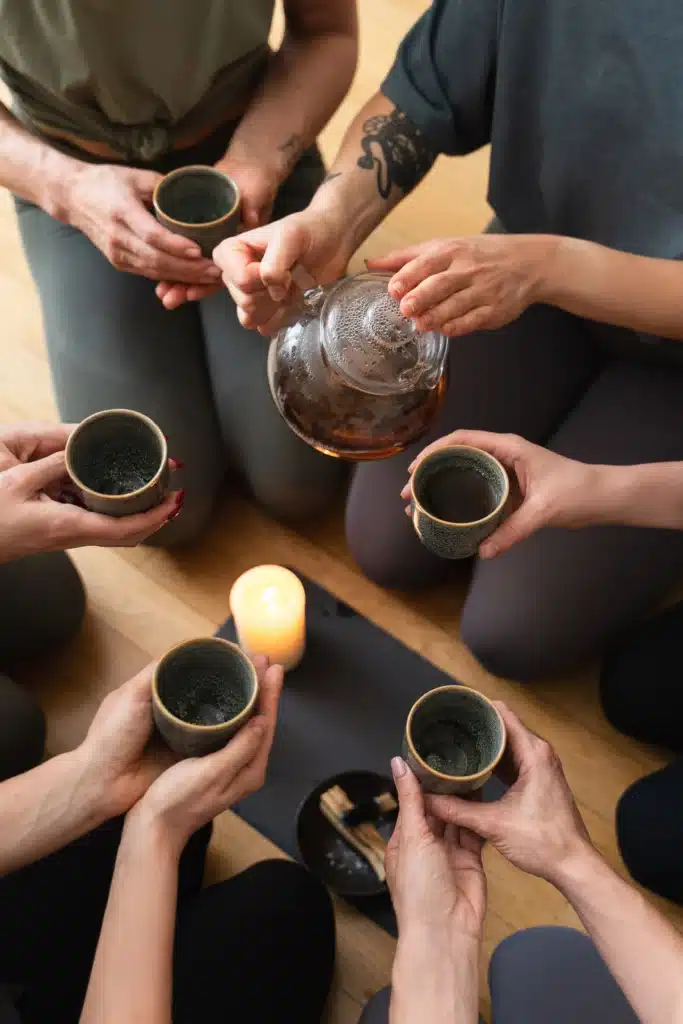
[1, 3, 680, 1021]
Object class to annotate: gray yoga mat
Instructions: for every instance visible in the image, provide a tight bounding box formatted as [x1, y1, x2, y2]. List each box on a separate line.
[220, 572, 502, 936]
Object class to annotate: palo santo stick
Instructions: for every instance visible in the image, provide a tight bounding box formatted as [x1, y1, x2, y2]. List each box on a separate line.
[319, 785, 387, 882]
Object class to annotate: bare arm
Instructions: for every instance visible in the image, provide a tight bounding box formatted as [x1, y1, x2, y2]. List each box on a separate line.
[307, 91, 440, 257]
[226, 0, 358, 186]
[557, 846, 683, 1024]
[585, 461, 683, 530]
[546, 237, 683, 342]
[80, 816, 178, 1024]
[0, 750, 106, 876]
[0, 100, 78, 217]
[391, 933, 479, 1024]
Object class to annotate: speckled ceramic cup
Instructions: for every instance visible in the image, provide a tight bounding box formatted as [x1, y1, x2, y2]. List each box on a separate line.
[410, 445, 509, 559]
[65, 409, 169, 517]
[403, 685, 506, 795]
[153, 166, 241, 257]
[153, 638, 259, 758]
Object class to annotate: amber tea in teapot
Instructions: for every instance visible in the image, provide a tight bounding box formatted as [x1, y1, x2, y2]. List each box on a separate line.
[267, 271, 449, 460]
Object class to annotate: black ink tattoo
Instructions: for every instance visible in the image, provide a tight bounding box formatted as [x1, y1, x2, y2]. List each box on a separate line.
[357, 108, 437, 200]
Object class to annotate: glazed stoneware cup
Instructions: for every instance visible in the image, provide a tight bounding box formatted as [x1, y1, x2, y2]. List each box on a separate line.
[152, 637, 259, 758]
[403, 685, 506, 795]
[153, 165, 241, 257]
[410, 445, 509, 559]
[65, 409, 169, 517]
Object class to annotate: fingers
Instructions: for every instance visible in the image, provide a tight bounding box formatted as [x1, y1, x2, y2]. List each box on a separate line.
[155, 282, 221, 309]
[491, 701, 539, 779]
[391, 756, 429, 838]
[51, 489, 182, 549]
[125, 177, 203, 261]
[119, 230, 220, 284]
[204, 714, 269, 778]
[124, 662, 156, 701]
[213, 238, 268, 294]
[425, 793, 497, 839]
[407, 430, 526, 476]
[478, 505, 541, 559]
[9, 450, 68, 493]
[365, 244, 428, 273]
[259, 221, 310, 299]
[388, 248, 453, 299]
[399, 271, 470, 322]
[0, 422, 73, 462]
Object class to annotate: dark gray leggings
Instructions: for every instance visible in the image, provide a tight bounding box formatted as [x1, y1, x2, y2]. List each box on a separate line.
[360, 927, 638, 1023]
[346, 305, 683, 680]
[0, 551, 86, 779]
[15, 132, 347, 547]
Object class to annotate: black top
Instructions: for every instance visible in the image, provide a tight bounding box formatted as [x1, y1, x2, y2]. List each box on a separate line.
[383, 0, 683, 260]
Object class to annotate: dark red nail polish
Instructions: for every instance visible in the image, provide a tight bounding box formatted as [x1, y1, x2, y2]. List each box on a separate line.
[169, 458, 185, 471]
[166, 488, 185, 523]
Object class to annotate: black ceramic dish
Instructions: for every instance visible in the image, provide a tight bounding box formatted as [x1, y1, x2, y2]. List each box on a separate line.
[65, 409, 169, 516]
[153, 638, 259, 758]
[297, 770, 397, 897]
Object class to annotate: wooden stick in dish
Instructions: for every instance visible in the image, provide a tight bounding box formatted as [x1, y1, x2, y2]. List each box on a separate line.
[319, 784, 388, 882]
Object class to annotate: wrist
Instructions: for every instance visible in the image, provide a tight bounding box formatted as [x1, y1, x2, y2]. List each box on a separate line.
[393, 928, 480, 1022]
[64, 747, 112, 832]
[548, 836, 604, 895]
[35, 149, 85, 222]
[124, 802, 186, 861]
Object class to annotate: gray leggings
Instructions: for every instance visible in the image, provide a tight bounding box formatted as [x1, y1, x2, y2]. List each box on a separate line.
[15, 131, 348, 547]
[346, 305, 683, 680]
[360, 927, 638, 1024]
[0, 551, 86, 779]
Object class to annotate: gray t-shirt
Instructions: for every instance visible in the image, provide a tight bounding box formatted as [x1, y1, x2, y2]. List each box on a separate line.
[0, 0, 274, 160]
[383, 0, 683, 263]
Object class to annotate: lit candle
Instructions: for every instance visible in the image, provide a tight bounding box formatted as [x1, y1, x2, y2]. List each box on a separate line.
[229, 565, 306, 671]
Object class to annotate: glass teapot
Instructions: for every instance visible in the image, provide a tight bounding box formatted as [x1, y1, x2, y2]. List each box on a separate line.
[266, 270, 449, 460]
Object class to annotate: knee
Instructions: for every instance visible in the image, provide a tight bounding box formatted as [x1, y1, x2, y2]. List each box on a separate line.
[616, 771, 683, 903]
[0, 675, 46, 780]
[461, 606, 551, 682]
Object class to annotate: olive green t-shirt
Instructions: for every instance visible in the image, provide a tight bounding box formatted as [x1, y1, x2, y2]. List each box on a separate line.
[0, 0, 275, 160]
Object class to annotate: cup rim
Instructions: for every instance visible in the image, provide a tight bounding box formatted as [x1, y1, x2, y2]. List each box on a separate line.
[405, 684, 507, 782]
[152, 637, 259, 733]
[65, 408, 168, 501]
[153, 165, 241, 228]
[410, 445, 510, 528]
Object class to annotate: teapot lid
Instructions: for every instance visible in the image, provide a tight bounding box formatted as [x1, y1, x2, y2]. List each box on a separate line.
[320, 271, 446, 396]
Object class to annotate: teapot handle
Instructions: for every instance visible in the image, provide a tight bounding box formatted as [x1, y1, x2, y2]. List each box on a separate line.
[291, 263, 327, 314]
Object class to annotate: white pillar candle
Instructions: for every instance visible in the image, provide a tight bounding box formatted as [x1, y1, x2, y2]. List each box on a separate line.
[229, 566, 306, 671]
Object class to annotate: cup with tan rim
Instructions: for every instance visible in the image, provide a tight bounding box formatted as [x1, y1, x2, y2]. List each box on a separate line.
[410, 445, 509, 559]
[403, 685, 506, 795]
[65, 409, 169, 517]
[152, 638, 259, 758]
[153, 165, 241, 257]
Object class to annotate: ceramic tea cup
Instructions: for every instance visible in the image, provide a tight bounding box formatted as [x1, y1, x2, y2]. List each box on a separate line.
[153, 165, 241, 257]
[65, 409, 169, 517]
[152, 637, 259, 758]
[403, 685, 506, 795]
[410, 445, 509, 559]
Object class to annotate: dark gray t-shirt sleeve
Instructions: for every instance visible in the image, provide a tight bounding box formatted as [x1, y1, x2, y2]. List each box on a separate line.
[381, 0, 499, 156]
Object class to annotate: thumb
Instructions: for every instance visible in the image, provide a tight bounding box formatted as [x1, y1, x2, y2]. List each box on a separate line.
[425, 793, 500, 840]
[260, 220, 310, 298]
[391, 756, 428, 837]
[128, 168, 164, 202]
[479, 503, 542, 559]
[10, 451, 68, 494]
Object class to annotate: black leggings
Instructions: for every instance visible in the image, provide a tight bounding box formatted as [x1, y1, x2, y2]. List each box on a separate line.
[0, 818, 335, 1024]
[600, 601, 683, 904]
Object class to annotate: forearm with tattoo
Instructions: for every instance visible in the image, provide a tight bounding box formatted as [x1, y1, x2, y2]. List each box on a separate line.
[310, 92, 438, 252]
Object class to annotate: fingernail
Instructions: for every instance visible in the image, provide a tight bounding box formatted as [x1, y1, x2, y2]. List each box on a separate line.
[269, 286, 286, 302]
[185, 246, 202, 258]
[169, 458, 185, 471]
[166, 488, 185, 522]
[404, 505, 411, 517]
[206, 266, 222, 278]
[391, 756, 407, 779]
[401, 300, 414, 315]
